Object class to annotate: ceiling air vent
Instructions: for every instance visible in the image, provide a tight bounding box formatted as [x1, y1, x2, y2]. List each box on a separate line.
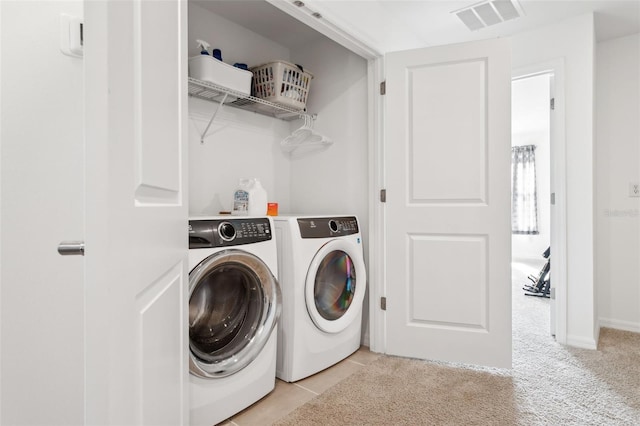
[453, 0, 524, 31]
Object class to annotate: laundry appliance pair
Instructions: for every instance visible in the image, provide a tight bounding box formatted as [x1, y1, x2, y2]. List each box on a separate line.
[187, 214, 366, 425]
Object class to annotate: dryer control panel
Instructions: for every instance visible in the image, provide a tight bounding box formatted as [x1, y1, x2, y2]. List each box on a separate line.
[298, 216, 359, 238]
[189, 217, 272, 248]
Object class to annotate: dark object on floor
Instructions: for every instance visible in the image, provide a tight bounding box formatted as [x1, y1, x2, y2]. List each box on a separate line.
[523, 247, 550, 298]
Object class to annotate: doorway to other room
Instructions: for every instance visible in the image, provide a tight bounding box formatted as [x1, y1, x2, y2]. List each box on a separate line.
[511, 72, 554, 338]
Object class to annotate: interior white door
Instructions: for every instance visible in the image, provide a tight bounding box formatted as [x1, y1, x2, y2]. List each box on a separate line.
[384, 38, 512, 368]
[84, 1, 189, 424]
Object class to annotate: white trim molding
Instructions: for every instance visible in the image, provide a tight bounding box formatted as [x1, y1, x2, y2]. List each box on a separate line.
[599, 318, 640, 334]
[513, 58, 568, 345]
[566, 334, 598, 350]
[368, 55, 385, 354]
[265, 0, 381, 60]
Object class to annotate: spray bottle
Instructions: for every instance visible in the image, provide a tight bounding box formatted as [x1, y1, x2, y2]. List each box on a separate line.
[196, 39, 210, 55]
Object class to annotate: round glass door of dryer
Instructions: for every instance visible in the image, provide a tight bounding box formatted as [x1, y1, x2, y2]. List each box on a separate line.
[304, 239, 367, 333]
[188, 249, 280, 378]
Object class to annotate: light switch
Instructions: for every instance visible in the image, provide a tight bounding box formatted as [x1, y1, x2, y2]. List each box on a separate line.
[630, 182, 640, 197]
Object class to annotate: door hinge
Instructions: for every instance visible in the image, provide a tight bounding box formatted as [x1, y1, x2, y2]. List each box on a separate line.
[550, 97, 555, 110]
[380, 189, 386, 202]
[380, 81, 386, 95]
[551, 192, 556, 205]
[58, 241, 85, 256]
[380, 297, 387, 310]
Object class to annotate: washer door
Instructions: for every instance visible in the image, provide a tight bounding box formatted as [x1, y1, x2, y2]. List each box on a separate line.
[304, 239, 366, 333]
[189, 249, 280, 378]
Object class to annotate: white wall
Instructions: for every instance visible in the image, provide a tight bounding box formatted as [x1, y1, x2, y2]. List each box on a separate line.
[188, 2, 289, 71]
[188, 2, 293, 215]
[510, 13, 597, 347]
[288, 40, 368, 219]
[188, 97, 293, 215]
[512, 74, 551, 261]
[0, 1, 85, 424]
[596, 32, 640, 333]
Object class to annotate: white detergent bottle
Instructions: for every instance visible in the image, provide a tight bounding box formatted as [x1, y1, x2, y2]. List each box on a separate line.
[247, 179, 268, 216]
[232, 178, 252, 216]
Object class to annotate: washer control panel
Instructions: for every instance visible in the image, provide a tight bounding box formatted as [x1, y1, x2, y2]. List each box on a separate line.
[189, 217, 272, 248]
[298, 216, 359, 239]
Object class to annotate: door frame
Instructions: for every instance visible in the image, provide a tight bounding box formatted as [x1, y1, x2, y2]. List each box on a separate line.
[368, 55, 385, 353]
[512, 60, 567, 345]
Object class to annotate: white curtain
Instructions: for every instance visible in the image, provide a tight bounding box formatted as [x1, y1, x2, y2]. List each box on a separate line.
[511, 145, 539, 235]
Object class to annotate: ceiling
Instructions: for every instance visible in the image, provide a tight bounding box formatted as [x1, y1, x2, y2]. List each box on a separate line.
[194, 0, 640, 54]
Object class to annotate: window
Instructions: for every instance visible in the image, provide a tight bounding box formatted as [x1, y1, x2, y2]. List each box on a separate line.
[511, 145, 539, 234]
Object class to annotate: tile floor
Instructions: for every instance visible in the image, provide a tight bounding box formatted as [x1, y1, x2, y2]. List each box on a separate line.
[218, 346, 381, 426]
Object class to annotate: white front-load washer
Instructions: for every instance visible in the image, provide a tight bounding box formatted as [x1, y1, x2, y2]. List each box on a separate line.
[273, 215, 366, 382]
[188, 216, 281, 426]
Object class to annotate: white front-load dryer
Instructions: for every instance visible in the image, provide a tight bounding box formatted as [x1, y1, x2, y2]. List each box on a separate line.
[273, 215, 366, 382]
[188, 216, 281, 426]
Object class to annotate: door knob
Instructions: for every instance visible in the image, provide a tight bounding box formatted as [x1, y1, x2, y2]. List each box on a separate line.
[58, 241, 85, 256]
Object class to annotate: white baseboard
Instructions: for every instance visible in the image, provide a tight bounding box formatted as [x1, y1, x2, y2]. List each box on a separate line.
[566, 334, 598, 350]
[361, 330, 370, 347]
[599, 318, 640, 333]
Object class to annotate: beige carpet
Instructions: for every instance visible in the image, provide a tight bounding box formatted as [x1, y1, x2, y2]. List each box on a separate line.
[275, 261, 640, 425]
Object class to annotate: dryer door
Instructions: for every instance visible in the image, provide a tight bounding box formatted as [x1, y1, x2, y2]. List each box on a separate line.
[189, 249, 280, 378]
[304, 239, 367, 333]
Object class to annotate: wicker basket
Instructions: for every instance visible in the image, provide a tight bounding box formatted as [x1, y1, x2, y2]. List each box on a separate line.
[250, 61, 314, 110]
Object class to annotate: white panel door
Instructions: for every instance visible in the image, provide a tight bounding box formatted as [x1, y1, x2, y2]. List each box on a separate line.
[84, 1, 189, 424]
[385, 38, 512, 368]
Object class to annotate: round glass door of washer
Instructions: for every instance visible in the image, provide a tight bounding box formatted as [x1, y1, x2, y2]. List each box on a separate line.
[304, 239, 366, 333]
[188, 249, 280, 378]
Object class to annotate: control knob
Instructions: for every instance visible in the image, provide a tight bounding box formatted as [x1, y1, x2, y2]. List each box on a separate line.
[218, 222, 236, 241]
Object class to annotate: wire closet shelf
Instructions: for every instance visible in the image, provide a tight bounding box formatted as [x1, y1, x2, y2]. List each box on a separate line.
[188, 77, 331, 151]
[189, 77, 306, 118]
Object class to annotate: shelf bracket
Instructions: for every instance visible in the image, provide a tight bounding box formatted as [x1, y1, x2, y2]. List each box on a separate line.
[200, 93, 229, 144]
